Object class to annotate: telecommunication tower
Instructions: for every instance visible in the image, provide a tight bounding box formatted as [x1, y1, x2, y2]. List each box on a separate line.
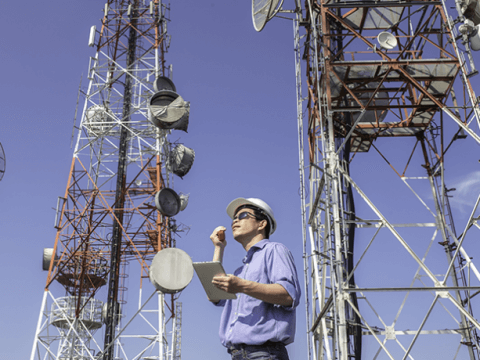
[31, 2, 195, 360]
[253, 0, 480, 358]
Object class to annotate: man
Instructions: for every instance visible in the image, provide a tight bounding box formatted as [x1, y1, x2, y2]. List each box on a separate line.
[209, 197, 301, 360]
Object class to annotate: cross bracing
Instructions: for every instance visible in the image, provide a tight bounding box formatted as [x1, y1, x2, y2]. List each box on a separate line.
[288, 0, 480, 359]
[31, 2, 184, 360]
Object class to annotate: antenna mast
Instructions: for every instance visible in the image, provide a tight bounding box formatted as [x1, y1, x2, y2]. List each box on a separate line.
[298, 0, 480, 358]
[31, 2, 194, 360]
[251, 0, 480, 358]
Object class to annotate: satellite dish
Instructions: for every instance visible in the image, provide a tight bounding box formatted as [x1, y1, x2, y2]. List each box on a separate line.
[0, 142, 4, 181]
[377, 32, 398, 50]
[167, 144, 195, 178]
[252, 0, 283, 32]
[149, 91, 190, 132]
[179, 193, 189, 212]
[155, 188, 182, 216]
[153, 76, 176, 92]
[149, 248, 194, 294]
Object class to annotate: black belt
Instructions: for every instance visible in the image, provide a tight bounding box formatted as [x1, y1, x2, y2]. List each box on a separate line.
[227, 341, 286, 354]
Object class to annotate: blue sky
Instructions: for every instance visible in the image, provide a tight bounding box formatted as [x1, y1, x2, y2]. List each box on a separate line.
[0, 1, 305, 359]
[1, 1, 480, 359]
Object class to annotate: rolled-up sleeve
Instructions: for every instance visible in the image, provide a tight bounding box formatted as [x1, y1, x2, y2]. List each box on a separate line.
[213, 240, 301, 346]
[266, 243, 301, 310]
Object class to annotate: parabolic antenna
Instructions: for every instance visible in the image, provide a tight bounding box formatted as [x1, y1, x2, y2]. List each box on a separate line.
[179, 193, 189, 212]
[153, 76, 176, 92]
[0, 142, 5, 181]
[149, 91, 190, 132]
[377, 32, 398, 50]
[167, 144, 195, 178]
[252, 0, 283, 32]
[155, 188, 182, 216]
[149, 248, 194, 294]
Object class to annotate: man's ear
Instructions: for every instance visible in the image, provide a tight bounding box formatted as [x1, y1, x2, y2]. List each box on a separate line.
[258, 219, 267, 232]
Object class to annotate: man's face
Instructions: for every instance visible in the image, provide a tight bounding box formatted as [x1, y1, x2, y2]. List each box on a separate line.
[231, 208, 263, 241]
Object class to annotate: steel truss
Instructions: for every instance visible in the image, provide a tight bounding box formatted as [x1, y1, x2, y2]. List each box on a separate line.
[293, 0, 480, 359]
[31, 1, 183, 360]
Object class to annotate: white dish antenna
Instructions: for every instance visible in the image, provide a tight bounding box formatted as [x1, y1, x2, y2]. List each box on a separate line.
[149, 248, 194, 294]
[252, 0, 283, 32]
[0, 142, 5, 181]
[377, 32, 398, 50]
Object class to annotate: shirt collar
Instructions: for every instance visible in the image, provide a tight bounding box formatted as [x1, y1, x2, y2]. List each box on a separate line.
[243, 239, 270, 263]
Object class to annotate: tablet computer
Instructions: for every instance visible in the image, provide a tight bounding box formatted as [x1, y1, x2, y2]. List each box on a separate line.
[193, 261, 237, 301]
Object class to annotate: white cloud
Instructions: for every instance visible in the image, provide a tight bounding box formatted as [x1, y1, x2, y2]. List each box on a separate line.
[448, 171, 480, 214]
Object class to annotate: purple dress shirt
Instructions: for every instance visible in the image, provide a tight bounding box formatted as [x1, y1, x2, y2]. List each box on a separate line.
[215, 239, 301, 347]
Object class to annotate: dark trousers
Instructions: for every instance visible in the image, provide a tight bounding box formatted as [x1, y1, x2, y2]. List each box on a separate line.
[227, 341, 290, 360]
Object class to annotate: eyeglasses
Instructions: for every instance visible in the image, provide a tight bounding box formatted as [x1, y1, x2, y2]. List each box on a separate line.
[231, 211, 260, 225]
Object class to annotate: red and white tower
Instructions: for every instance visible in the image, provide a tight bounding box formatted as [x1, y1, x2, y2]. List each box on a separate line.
[30, 2, 194, 359]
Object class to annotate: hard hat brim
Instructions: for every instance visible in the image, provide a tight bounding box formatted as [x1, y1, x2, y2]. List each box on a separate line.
[226, 198, 276, 235]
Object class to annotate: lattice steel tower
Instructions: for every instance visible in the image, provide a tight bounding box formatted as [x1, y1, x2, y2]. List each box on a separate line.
[31, 2, 192, 360]
[253, 0, 480, 358]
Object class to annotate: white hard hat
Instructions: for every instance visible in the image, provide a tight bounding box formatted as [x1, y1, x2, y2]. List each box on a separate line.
[226, 198, 277, 236]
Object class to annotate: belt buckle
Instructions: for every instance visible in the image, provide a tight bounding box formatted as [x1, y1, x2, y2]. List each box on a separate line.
[227, 344, 243, 354]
